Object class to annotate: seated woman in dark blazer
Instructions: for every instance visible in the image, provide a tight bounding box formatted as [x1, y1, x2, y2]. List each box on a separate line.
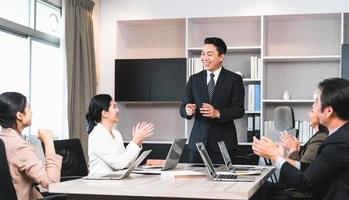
[280, 109, 328, 171]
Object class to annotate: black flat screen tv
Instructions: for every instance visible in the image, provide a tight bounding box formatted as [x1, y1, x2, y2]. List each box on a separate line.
[115, 58, 186, 101]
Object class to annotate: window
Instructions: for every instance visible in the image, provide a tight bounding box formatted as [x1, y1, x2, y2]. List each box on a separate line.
[31, 40, 68, 139]
[36, 0, 61, 37]
[0, 0, 30, 26]
[0, 0, 67, 139]
[0, 30, 30, 96]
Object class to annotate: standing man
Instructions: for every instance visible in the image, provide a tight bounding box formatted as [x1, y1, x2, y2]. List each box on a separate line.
[180, 37, 245, 163]
[253, 78, 349, 200]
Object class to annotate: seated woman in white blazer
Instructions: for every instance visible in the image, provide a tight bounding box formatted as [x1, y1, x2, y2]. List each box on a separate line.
[86, 94, 154, 176]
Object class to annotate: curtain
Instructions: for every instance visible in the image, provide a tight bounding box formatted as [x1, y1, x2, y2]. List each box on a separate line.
[64, 0, 96, 158]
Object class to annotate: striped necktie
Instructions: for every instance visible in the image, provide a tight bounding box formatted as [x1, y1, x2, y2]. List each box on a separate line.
[208, 73, 215, 102]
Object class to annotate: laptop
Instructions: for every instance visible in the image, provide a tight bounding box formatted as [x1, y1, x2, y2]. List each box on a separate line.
[84, 150, 151, 180]
[196, 142, 255, 182]
[136, 138, 187, 172]
[217, 141, 262, 175]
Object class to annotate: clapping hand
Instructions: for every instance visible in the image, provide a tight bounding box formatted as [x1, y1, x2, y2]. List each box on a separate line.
[252, 136, 282, 162]
[37, 129, 54, 143]
[132, 122, 155, 146]
[280, 131, 300, 153]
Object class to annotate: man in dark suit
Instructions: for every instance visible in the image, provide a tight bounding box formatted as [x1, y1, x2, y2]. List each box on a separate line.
[180, 37, 245, 164]
[253, 78, 349, 200]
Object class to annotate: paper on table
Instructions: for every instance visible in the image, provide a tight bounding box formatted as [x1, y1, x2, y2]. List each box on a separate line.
[161, 170, 206, 179]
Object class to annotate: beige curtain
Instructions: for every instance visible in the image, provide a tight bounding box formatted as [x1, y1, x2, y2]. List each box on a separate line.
[64, 0, 96, 157]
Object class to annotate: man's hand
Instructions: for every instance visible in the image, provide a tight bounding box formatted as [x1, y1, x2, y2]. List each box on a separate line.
[185, 103, 196, 116]
[200, 103, 220, 119]
[252, 136, 281, 162]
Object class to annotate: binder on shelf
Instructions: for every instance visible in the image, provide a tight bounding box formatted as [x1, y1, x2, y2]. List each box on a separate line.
[247, 114, 254, 142]
[254, 114, 261, 139]
[247, 84, 255, 111]
[254, 84, 261, 111]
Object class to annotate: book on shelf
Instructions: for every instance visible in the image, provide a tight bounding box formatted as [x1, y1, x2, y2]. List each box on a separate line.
[250, 56, 261, 79]
[295, 120, 315, 144]
[187, 58, 202, 79]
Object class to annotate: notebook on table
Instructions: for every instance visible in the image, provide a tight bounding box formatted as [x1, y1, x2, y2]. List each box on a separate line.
[134, 138, 187, 173]
[217, 141, 262, 175]
[196, 142, 255, 182]
[84, 150, 151, 180]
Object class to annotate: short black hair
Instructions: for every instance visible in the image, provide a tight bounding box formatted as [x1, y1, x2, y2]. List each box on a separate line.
[0, 92, 27, 129]
[86, 94, 112, 134]
[318, 78, 349, 120]
[204, 37, 227, 55]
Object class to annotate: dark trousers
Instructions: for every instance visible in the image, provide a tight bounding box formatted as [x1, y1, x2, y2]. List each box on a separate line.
[188, 147, 235, 164]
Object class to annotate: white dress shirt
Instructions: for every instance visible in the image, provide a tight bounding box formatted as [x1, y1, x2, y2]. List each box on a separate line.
[206, 66, 222, 85]
[88, 123, 141, 176]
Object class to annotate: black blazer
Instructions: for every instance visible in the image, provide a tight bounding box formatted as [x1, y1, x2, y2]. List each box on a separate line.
[180, 67, 245, 152]
[279, 122, 349, 200]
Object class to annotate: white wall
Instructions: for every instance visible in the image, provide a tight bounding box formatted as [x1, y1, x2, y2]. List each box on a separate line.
[95, 0, 349, 141]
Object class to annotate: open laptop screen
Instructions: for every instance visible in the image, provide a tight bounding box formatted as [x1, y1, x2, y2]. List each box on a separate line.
[218, 141, 234, 171]
[196, 142, 217, 178]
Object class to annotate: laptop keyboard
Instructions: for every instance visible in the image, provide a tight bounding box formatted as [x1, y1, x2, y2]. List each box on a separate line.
[217, 174, 236, 179]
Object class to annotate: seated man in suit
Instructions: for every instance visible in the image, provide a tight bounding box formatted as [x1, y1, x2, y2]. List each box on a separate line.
[253, 78, 349, 200]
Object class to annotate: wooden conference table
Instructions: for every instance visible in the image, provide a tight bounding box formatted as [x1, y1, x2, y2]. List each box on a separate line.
[49, 164, 274, 200]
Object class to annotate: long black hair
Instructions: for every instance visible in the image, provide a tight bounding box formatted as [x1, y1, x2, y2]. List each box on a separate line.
[86, 94, 112, 134]
[0, 92, 27, 129]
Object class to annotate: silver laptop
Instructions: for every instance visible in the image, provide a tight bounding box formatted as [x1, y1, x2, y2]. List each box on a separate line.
[136, 138, 187, 172]
[218, 141, 262, 175]
[196, 143, 255, 182]
[84, 150, 151, 180]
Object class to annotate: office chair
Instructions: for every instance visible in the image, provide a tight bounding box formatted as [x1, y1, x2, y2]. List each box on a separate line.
[0, 138, 17, 200]
[54, 138, 88, 181]
[264, 106, 297, 183]
[0, 138, 67, 200]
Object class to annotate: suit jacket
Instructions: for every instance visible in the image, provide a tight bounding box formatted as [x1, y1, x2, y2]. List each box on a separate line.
[0, 127, 62, 200]
[180, 67, 245, 152]
[289, 130, 328, 171]
[279, 122, 349, 200]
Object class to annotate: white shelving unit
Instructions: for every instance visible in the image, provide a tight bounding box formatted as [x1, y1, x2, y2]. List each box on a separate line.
[115, 13, 345, 144]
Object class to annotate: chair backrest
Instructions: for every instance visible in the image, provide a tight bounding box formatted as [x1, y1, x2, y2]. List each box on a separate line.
[54, 138, 88, 179]
[0, 138, 18, 200]
[274, 106, 295, 131]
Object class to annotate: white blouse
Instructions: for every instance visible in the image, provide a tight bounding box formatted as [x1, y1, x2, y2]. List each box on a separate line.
[88, 123, 141, 176]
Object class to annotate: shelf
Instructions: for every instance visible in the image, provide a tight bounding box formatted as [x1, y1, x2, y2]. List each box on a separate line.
[245, 111, 261, 114]
[238, 142, 252, 145]
[243, 78, 261, 83]
[188, 46, 261, 53]
[124, 140, 176, 144]
[118, 101, 182, 104]
[263, 55, 341, 62]
[263, 99, 315, 103]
